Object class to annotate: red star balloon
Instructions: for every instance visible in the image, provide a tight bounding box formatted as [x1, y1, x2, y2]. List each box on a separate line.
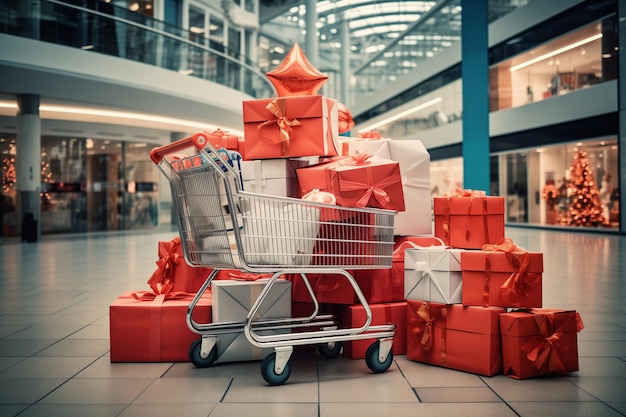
[266, 43, 328, 96]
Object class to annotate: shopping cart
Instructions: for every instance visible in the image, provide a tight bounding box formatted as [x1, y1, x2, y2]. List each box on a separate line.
[150, 132, 397, 385]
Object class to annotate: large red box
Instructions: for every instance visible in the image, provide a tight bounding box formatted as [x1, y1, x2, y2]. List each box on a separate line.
[500, 309, 582, 379]
[461, 249, 543, 308]
[406, 300, 504, 376]
[296, 156, 405, 211]
[242, 95, 338, 160]
[342, 302, 407, 359]
[433, 194, 505, 249]
[148, 237, 212, 294]
[110, 291, 212, 362]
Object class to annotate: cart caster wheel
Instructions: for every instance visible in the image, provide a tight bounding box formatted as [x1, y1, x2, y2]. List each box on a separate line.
[317, 341, 342, 358]
[261, 352, 292, 386]
[189, 339, 217, 368]
[365, 340, 393, 373]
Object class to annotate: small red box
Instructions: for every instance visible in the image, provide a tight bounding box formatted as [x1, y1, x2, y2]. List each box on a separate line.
[242, 95, 338, 160]
[206, 129, 239, 151]
[110, 291, 212, 362]
[433, 194, 505, 249]
[148, 238, 212, 294]
[342, 302, 407, 359]
[406, 300, 504, 376]
[500, 309, 582, 379]
[461, 250, 543, 308]
[297, 156, 405, 211]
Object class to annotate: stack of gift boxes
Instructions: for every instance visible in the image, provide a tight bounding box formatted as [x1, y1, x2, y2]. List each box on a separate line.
[109, 43, 583, 379]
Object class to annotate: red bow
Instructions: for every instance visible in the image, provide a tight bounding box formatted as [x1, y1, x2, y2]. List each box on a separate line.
[521, 311, 576, 375]
[147, 237, 182, 295]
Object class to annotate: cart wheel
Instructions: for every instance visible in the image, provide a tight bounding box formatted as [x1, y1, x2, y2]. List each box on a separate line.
[317, 341, 342, 358]
[261, 352, 292, 386]
[365, 340, 393, 373]
[189, 339, 217, 368]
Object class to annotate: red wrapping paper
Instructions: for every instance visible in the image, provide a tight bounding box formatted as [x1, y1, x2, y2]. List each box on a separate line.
[109, 290, 212, 362]
[148, 237, 212, 294]
[206, 129, 239, 150]
[242, 95, 338, 160]
[500, 309, 583, 379]
[296, 155, 405, 211]
[342, 302, 407, 359]
[290, 272, 357, 304]
[406, 300, 504, 376]
[433, 190, 504, 249]
[461, 239, 543, 308]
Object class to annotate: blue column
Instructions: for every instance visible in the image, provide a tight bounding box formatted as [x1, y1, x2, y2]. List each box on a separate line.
[461, 0, 490, 193]
[305, 0, 318, 66]
[340, 14, 350, 106]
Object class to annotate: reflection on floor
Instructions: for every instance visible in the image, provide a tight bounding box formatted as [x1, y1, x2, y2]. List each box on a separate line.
[0, 226, 625, 417]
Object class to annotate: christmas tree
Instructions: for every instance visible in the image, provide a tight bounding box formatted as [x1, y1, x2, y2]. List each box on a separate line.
[563, 150, 607, 227]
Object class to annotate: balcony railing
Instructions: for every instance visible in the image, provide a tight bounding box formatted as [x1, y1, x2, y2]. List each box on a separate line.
[0, 0, 274, 98]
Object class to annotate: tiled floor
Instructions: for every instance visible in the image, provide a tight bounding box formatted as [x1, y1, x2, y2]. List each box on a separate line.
[0, 226, 625, 417]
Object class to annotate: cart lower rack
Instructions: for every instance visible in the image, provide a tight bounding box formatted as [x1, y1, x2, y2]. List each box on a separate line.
[151, 132, 397, 385]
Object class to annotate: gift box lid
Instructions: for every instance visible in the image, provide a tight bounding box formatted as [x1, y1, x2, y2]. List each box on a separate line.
[407, 300, 503, 335]
[243, 95, 329, 123]
[461, 250, 543, 273]
[405, 247, 462, 271]
[500, 309, 580, 337]
[433, 195, 504, 215]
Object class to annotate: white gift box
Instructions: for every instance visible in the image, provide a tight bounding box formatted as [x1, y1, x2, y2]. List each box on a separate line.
[404, 247, 463, 304]
[342, 138, 430, 235]
[241, 157, 319, 197]
[211, 278, 291, 363]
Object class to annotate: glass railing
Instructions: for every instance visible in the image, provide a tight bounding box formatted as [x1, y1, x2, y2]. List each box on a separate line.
[0, 0, 274, 98]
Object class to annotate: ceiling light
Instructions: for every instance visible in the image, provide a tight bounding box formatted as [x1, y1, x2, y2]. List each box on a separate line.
[510, 34, 602, 72]
[358, 97, 442, 132]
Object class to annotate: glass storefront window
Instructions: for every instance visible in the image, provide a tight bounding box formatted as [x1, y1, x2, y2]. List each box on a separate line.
[497, 137, 619, 229]
[0, 134, 160, 237]
[490, 17, 617, 112]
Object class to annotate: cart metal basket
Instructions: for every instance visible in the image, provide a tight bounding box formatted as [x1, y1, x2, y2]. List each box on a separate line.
[150, 132, 397, 385]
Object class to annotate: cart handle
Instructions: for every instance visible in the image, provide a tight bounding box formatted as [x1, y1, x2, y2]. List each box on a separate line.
[150, 132, 210, 164]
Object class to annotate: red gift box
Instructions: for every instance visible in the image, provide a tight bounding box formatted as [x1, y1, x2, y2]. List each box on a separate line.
[461, 239, 543, 308]
[206, 128, 239, 151]
[500, 309, 583, 379]
[433, 190, 504, 249]
[148, 237, 213, 294]
[342, 302, 407, 359]
[290, 272, 357, 304]
[406, 300, 504, 376]
[242, 95, 338, 160]
[297, 155, 405, 211]
[109, 291, 212, 362]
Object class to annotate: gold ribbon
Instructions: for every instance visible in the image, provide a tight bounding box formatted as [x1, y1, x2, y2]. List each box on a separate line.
[258, 98, 302, 156]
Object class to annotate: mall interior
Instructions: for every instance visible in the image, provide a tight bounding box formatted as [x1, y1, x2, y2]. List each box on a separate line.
[0, 1, 625, 416]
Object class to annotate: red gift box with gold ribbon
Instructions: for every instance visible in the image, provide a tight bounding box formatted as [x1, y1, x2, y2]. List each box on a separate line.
[242, 95, 338, 160]
[406, 300, 504, 376]
[148, 237, 213, 294]
[433, 189, 504, 249]
[461, 238, 543, 308]
[341, 302, 407, 359]
[109, 290, 212, 362]
[499, 309, 583, 379]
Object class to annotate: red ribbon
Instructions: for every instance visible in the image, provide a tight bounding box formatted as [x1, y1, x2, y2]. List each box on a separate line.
[482, 238, 540, 307]
[521, 311, 573, 375]
[440, 188, 488, 245]
[147, 237, 182, 295]
[338, 167, 399, 208]
[258, 98, 302, 156]
[227, 271, 272, 281]
[408, 303, 447, 357]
